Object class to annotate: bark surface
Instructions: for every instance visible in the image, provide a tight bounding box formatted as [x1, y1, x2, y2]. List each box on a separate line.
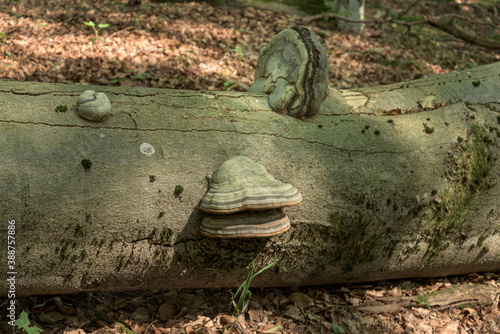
[1, 62, 500, 296]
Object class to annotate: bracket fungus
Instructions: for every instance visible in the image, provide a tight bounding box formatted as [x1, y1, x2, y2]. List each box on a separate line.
[200, 209, 290, 238]
[77, 90, 112, 122]
[248, 26, 329, 119]
[200, 156, 302, 238]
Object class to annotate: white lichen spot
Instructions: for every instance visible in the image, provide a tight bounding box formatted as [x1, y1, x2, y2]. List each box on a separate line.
[100, 133, 106, 138]
[140, 143, 155, 156]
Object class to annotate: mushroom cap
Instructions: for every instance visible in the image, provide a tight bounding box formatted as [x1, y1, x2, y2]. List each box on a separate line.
[200, 156, 302, 214]
[200, 209, 290, 238]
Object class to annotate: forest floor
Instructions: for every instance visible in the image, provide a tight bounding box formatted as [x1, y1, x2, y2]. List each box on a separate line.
[1, 0, 500, 333]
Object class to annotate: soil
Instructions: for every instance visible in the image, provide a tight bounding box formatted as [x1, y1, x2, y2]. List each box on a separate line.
[1, 0, 499, 333]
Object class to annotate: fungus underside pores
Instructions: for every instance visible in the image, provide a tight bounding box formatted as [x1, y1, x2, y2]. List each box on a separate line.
[199, 156, 302, 238]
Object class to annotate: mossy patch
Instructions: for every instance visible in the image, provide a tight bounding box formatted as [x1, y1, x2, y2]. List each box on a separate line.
[424, 124, 496, 261]
[81, 159, 92, 170]
[281, 212, 380, 272]
[149, 228, 173, 246]
[328, 212, 380, 271]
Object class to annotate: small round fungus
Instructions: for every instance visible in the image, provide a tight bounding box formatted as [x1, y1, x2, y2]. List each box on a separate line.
[77, 90, 111, 122]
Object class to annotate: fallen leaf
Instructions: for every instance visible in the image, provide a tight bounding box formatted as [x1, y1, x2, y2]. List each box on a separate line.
[289, 292, 314, 308]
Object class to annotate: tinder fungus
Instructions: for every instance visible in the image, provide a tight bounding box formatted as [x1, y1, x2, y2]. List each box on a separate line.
[248, 26, 329, 118]
[200, 156, 302, 238]
[200, 209, 290, 238]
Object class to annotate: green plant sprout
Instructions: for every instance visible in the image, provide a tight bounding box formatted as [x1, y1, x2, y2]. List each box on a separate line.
[111, 70, 153, 84]
[331, 322, 345, 334]
[230, 259, 277, 329]
[115, 322, 137, 334]
[15, 311, 43, 334]
[84, 21, 110, 42]
[0, 31, 9, 43]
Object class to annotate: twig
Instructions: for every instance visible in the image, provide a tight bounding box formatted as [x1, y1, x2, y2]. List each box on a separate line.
[235, 321, 248, 334]
[441, 13, 500, 30]
[398, 0, 420, 17]
[302, 13, 372, 24]
[304, 9, 500, 50]
[427, 15, 500, 49]
[108, 26, 132, 39]
[130, 47, 164, 57]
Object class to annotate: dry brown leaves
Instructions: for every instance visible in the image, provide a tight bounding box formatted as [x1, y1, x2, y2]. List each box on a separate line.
[1, 272, 499, 333]
[1, 0, 498, 92]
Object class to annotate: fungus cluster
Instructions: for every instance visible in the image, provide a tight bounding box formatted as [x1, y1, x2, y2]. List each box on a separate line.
[199, 156, 302, 238]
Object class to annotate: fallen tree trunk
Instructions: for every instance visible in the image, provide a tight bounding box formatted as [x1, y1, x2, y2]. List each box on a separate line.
[1, 62, 500, 296]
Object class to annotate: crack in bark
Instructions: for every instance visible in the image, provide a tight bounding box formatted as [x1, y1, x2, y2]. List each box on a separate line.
[0, 89, 249, 99]
[130, 236, 201, 247]
[0, 119, 415, 154]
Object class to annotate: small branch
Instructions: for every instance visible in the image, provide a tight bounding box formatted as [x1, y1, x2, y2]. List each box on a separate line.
[108, 26, 133, 39]
[441, 13, 500, 31]
[427, 15, 500, 50]
[302, 13, 372, 24]
[398, 0, 420, 17]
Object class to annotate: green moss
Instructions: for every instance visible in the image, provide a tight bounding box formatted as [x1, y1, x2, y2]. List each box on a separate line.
[55, 104, 68, 113]
[81, 159, 92, 170]
[149, 227, 159, 237]
[415, 285, 462, 308]
[65, 269, 75, 281]
[327, 212, 380, 271]
[99, 238, 106, 247]
[477, 235, 486, 247]
[116, 255, 126, 270]
[158, 211, 165, 219]
[150, 228, 173, 246]
[472, 80, 481, 87]
[457, 302, 477, 309]
[80, 249, 88, 261]
[424, 125, 435, 134]
[424, 124, 495, 261]
[415, 294, 430, 308]
[174, 185, 184, 198]
[74, 224, 84, 237]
